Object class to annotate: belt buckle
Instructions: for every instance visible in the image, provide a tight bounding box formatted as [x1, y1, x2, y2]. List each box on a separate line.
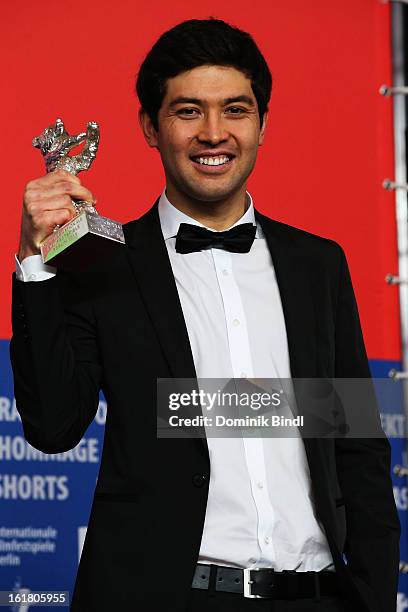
[243, 568, 266, 599]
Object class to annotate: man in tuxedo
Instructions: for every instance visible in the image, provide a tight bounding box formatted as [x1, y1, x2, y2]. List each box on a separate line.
[11, 18, 400, 612]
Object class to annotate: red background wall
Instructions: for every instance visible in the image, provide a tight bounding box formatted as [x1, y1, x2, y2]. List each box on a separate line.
[1, 0, 401, 361]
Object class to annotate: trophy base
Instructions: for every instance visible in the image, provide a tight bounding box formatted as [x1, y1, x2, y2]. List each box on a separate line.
[40, 209, 125, 270]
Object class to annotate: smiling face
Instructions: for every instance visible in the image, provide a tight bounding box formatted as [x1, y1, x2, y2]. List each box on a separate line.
[140, 65, 267, 208]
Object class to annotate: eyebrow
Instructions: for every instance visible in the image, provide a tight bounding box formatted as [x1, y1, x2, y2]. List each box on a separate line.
[169, 95, 255, 108]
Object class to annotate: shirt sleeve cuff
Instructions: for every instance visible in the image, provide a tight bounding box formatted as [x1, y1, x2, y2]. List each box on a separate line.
[15, 254, 57, 282]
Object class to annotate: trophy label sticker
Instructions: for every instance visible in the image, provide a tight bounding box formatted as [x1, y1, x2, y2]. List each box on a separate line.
[42, 215, 88, 262]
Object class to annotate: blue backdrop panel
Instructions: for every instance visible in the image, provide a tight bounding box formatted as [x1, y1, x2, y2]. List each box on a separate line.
[0, 340, 104, 609]
[370, 360, 408, 611]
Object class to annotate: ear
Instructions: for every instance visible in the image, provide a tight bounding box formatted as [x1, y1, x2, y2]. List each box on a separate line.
[258, 111, 268, 146]
[139, 108, 159, 149]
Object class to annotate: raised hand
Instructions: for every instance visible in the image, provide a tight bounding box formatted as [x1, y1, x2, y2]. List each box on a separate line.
[18, 169, 96, 261]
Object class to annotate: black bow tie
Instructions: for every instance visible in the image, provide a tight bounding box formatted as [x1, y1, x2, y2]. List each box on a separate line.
[175, 222, 257, 254]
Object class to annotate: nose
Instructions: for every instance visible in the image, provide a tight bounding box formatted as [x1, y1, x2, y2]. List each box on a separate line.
[197, 111, 228, 145]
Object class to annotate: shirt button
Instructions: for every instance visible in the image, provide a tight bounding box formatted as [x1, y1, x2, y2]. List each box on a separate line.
[29, 274, 37, 281]
[240, 372, 247, 378]
[264, 536, 270, 545]
[249, 558, 257, 565]
[232, 318, 240, 326]
[257, 482, 264, 490]
[222, 269, 229, 276]
[192, 474, 208, 488]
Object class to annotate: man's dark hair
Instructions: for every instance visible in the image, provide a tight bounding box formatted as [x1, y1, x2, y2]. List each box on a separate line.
[136, 18, 272, 130]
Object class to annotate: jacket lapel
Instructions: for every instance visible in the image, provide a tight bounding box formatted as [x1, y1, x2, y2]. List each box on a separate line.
[255, 210, 323, 508]
[254, 209, 318, 379]
[124, 201, 208, 455]
[124, 200, 197, 381]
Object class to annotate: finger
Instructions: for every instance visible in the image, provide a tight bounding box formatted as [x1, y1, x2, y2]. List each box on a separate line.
[25, 170, 81, 190]
[53, 169, 81, 183]
[33, 208, 76, 237]
[37, 181, 95, 203]
[27, 194, 76, 215]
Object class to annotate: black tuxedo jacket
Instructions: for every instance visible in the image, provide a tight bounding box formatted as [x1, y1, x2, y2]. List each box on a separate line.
[10, 202, 400, 612]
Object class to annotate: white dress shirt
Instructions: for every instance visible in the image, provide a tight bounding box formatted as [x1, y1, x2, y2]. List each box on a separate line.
[16, 190, 334, 572]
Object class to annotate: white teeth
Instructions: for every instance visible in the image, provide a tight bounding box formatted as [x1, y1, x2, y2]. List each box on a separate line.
[196, 155, 230, 166]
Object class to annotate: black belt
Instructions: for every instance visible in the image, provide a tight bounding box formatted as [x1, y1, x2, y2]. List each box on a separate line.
[192, 563, 340, 600]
